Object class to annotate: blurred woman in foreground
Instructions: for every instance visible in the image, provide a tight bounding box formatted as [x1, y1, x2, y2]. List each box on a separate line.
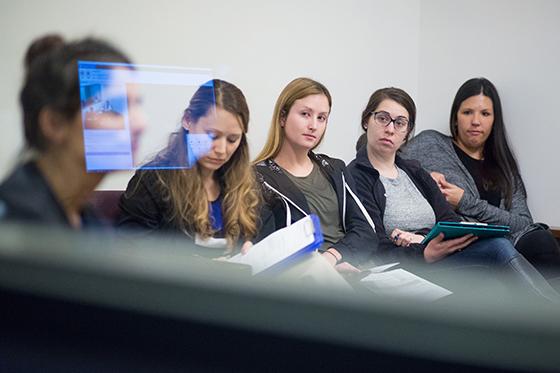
[0, 35, 145, 228]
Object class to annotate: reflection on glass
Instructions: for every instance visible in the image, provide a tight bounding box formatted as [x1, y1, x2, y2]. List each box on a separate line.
[78, 61, 214, 171]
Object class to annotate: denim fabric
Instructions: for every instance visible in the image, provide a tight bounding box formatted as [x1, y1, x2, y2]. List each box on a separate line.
[440, 237, 518, 267]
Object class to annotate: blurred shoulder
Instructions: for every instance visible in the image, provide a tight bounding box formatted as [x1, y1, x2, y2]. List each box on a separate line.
[410, 129, 450, 145]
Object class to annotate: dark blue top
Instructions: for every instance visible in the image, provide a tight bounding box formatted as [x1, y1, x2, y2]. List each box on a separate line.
[209, 197, 223, 233]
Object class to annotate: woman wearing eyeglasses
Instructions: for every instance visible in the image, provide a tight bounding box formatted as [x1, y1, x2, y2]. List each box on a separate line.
[348, 87, 559, 301]
[399, 78, 560, 278]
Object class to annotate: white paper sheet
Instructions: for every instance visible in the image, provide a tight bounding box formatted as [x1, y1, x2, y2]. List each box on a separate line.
[360, 268, 452, 301]
[367, 262, 400, 273]
[228, 216, 319, 275]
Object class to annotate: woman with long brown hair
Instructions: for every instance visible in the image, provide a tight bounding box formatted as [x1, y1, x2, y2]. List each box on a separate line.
[119, 79, 272, 255]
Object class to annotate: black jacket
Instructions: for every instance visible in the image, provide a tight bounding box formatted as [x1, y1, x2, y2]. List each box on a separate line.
[347, 147, 459, 262]
[0, 162, 100, 228]
[255, 152, 378, 265]
[118, 169, 277, 251]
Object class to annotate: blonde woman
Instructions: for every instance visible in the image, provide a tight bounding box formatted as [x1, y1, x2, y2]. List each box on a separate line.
[254, 77, 378, 271]
[119, 79, 273, 256]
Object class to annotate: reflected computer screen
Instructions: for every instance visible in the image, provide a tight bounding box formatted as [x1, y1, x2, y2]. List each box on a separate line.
[78, 61, 215, 172]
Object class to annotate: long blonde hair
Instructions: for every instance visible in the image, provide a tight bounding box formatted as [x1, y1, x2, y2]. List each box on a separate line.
[253, 77, 332, 164]
[152, 80, 260, 250]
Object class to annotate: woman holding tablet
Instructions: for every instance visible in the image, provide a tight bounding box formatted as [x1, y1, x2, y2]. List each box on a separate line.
[348, 87, 558, 301]
[400, 78, 560, 276]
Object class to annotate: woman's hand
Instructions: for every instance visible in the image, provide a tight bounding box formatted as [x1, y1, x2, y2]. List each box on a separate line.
[423, 233, 477, 263]
[430, 172, 464, 208]
[321, 248, 341, 266]
[390, 228, 424, 247]
[240, 241, 253, 255]
[430, 171, 447, 188]
[334, 262, 361, 273]
[438, 179, 465, 209]
[321, 249, 360, 273]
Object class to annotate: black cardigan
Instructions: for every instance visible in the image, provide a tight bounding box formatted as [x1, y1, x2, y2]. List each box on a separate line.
[0, 161, 100, 228]
[118, 169, 277, 250]
[255, 152, 378, 265]
[347, 147, 459, 262]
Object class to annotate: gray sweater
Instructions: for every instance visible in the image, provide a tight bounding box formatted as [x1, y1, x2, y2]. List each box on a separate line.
[399, 129, 533, 242]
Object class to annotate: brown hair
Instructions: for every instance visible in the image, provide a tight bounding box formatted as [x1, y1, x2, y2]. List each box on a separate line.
[23, 34, 65, 71]
[20, 36, 131, 152]
[151, 79, 260, 250]
[360, 87, 416, 143]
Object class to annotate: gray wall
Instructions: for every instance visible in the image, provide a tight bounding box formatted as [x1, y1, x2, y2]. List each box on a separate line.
[0, 0, 557, 225]
[417, 0, 560, 226]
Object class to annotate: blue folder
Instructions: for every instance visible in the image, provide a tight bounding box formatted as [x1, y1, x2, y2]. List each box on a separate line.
[228, 214, 324, 276]
[259, 214, 324, 276]
[421, 221, 510, 245]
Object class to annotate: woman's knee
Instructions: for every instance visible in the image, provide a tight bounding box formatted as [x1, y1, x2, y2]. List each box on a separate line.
[487, 237, 519, 262]
[516, 229, 560, 257]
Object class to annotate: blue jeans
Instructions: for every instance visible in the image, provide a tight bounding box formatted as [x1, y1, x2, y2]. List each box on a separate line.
[428, 237, 560, 303]
[440, 237, 518, 267]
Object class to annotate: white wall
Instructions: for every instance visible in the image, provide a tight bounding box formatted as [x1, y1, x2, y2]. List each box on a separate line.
[0, 0, 557, 225]
[418, 0, 560, 226]
[0, 0, 420, 189]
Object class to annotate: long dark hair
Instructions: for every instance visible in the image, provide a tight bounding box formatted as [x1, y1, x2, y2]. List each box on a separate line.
[449, 78, 525, 208]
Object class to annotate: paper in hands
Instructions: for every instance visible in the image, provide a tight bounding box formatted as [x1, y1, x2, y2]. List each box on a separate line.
[228, 215, 323, 275]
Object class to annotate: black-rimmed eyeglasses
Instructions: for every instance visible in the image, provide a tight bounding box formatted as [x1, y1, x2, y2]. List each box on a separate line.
[372, 111, 410, 133]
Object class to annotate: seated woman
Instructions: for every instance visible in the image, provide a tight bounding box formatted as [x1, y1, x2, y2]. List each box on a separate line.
[0, 35, 143, 228]
[253, 77, 378, 270]
[119, 79, 273, 257]
[347, 87, 559, 302]
[399, 78, 560, 276]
